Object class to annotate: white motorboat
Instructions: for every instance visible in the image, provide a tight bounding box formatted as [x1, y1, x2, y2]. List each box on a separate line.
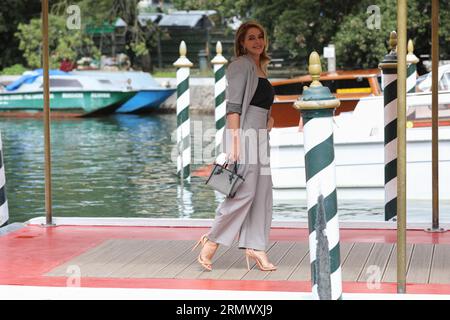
[269, 90, 450, 201]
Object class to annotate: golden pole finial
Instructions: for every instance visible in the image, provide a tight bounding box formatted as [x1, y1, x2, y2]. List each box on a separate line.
[173, 40, 193, 68]
[309, 51, 322, 87]
[389, 31, 398, 52]
[407, 38, 419, 64]
[179, 40, 187, 57]
[211, 41, 228, 65]
[408, 39, 414, 54]
[216, 41, 222, 55]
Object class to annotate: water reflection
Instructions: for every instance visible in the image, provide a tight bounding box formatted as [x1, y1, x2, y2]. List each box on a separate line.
[177, 185, 193, 218]
[0, 114, 249, 223]
[0, 113, 448, 224]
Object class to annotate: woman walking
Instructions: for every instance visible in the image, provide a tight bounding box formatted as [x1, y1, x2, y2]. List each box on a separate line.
[193, 21, 277, 272]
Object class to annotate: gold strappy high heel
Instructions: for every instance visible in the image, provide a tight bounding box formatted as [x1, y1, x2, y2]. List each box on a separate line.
[192, 234, 218, 271]
[245, 249, 277, 271]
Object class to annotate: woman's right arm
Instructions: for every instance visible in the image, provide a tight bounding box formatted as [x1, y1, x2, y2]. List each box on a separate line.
[225, 60, 247, 162]
[227, 112, 240, 162]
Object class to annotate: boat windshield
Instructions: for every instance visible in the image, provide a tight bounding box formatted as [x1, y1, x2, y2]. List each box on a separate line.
[442, 73, 450, 91]
[274, 77, 372, 95]
[416, 69, 450, 92]
[40, 79, 83, 88]
[407, 91, 450, 122]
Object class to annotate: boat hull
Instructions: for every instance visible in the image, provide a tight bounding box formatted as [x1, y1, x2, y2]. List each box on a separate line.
[0, 91, 135, 115]
[271, 127, 450, 201]
[270, 93, 450, 201]
[115, 89, 175, 113]
[272, 98, 359, 128]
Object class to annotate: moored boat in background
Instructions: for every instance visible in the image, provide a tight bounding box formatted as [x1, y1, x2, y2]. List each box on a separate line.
[0, 69, 136, 116]
[269, 90, 450, 201]
[270, 69, 382, 127]
[72, 70, 176, 113]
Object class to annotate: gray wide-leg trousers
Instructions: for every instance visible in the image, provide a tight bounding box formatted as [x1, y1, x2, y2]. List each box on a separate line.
[208, 105, 273, 251]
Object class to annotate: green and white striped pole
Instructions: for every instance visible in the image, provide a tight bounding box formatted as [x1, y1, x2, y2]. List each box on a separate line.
[407, 39, 419, 93]
[173, 41, 193, 181]
[211, 41, 228, 156]
[0, 132, 8, 227]
[294, 52, 342, 300]
[379, 31, 398, 221]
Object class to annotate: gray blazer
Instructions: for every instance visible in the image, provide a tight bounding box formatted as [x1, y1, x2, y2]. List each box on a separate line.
[225, 54, 259, 127]
[222, 55, 271, 154]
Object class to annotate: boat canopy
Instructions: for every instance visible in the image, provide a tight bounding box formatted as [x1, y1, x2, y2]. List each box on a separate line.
[6, 69, 70, 91]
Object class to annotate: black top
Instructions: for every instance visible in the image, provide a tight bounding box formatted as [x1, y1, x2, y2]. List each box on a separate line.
[250, 77, 275, 110]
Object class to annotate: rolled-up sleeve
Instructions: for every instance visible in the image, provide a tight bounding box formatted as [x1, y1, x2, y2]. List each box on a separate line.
[225, 60, 247, 115]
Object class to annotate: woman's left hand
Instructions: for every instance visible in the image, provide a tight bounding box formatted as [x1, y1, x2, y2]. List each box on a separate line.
[267, 116, 274, 132]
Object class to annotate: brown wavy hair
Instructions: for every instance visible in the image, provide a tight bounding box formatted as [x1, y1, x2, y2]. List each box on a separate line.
[234, 21, 271, 76]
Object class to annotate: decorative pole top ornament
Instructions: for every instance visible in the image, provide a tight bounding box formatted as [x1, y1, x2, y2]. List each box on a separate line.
[309, 51, 322, 87]
[211, 41, 228, 65]
[216, 41, 222, 55]
[379, 31, 398, 70]
[173, 41, 193, 68]
[407, 39, 420, 64]
[389, 31, 398, 53]
[294, 51, 340, 111]
[180, 40, 187, 56]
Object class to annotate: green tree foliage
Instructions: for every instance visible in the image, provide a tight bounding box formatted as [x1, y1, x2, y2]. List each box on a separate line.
[0, 64, 29, 76]
[110, 0, 161, 63]
[0, 0, 41, 69]
[269, 1, 363, 61]
[6, 0, 450, 71]
[172, 0, 250, 23]
[173, 0, 450, 70]
[333, 0, 450, 69]
[13, 0, 162, 70]
[173, 0, 366, 66]
[51, 0, 115, 25]
[71, 0, 161, 68]
[16, 14, 100, 69]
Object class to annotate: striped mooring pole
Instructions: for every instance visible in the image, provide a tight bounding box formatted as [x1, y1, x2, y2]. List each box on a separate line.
[173, 41, 193, 181]
[379, 31, 398, 221]
[294, 52, 342, 300]
[406, 39, 419, 93]
[0, 132, 9, 227]
[211, 41, 228, 156]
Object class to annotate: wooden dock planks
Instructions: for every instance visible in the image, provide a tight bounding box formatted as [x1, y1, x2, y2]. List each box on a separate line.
[341, 243, 374, 282]
[242, 242, 294, 281]
[407, 244, 434, 284]
[265, 242, 309, 281]
[382, 243, 414, 283]
[45, 239, 450, 284]
[430, 244, 450, 284]
[357, 243, 394, 283]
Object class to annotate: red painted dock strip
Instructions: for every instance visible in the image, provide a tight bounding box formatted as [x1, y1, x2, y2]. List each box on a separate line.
[2, 224, 450, 295]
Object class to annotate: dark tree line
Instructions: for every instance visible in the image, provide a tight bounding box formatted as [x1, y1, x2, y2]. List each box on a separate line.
[2, 0, 449, 72]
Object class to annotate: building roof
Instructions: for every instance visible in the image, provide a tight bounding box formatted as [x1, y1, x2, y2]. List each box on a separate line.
[138, 13, 163, 26]
[157, 11, 216, 29]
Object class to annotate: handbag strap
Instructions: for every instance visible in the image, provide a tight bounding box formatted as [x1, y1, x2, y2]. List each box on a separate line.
[224, 160, 239, 172]
[233, 161, 239, 174]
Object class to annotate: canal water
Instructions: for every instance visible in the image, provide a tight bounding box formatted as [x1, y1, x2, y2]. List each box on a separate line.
[0, 113, 448, 224]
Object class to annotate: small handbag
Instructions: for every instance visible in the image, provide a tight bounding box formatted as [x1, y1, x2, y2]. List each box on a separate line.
[205, 161, 245, 198]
